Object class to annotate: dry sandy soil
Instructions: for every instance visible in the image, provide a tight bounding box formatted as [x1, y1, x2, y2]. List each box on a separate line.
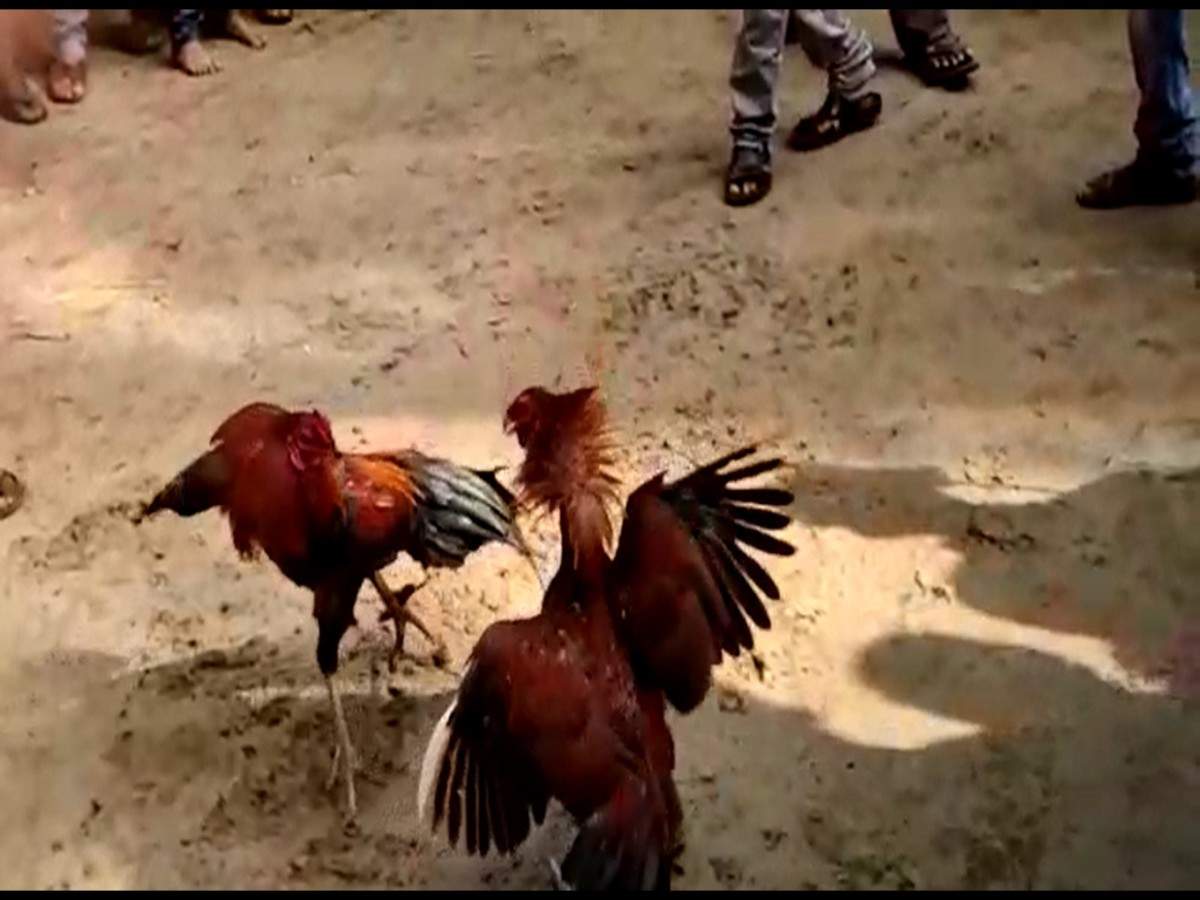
[1, 8, 1199, 890]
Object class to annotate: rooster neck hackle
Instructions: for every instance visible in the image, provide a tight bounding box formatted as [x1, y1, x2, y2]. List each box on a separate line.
[514, 387, 620, 571]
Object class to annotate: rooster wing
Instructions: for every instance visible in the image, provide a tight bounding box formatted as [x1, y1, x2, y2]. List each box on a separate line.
[418, 615, 665, 886]
[609, 445, 796, 713]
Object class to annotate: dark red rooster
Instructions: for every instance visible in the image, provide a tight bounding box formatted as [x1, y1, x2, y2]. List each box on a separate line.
[417, 386, 795, 890]
[138, 401, 530, 821]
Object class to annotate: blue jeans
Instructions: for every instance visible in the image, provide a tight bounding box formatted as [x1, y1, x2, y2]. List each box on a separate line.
[1129, 9, 1198, 175]
[169, 9, 203, 51]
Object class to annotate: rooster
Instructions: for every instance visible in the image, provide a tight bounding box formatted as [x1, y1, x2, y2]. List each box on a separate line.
[417, 386, 795, 890]
[138, 401, 531, 821]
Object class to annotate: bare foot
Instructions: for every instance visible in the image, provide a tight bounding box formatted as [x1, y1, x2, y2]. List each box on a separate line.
[174, 39, 220, 77]
[224, 10, 266, 49]
[47, 60, 86, 104]
[257, 9, 294, 25]
[1, 74, 47, 124]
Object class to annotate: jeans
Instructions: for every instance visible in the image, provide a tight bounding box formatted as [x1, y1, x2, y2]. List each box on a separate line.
[730, 9, 952, 147]
[169, 9, 203, 50]
[1128, 9, 1198, 176]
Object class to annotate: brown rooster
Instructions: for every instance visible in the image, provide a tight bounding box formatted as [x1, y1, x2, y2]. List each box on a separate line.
[138, 401, 531, 821]
[417, 386, 795, 890]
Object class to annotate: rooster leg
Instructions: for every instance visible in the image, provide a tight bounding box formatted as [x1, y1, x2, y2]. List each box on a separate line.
[323, 674, 358, 822]
[370, 573, 448, 669]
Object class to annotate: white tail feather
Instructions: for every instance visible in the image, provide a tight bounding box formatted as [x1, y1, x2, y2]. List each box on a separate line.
[416, 698, 458, 827]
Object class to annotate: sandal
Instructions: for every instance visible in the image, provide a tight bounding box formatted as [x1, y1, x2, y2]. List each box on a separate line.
[1077, 160, 1199, 210]
[724, 141, 773, 207]
[906, 42, 979, 91]
[257, 9, 294, 25]
[0, 469, 26, 520]
[47, 60, 87, 105]
[1, 75, 47, 125]
[787, 91, 881, 153]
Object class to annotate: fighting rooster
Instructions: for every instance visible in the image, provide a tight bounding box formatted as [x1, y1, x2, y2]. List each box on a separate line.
[138, 401, 530, 820]
[418, 386, 795, 889]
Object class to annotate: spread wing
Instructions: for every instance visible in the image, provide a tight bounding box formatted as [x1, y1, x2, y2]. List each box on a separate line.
[609, 445, 795, 713]
[418, 619, 588, 858]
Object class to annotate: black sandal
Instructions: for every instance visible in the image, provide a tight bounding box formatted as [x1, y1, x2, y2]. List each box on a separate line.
[1077, 160, 1199, 210]
[787, 91, 881, 153]
[907, 42, 979, 90]
[724, 142, 773, 207]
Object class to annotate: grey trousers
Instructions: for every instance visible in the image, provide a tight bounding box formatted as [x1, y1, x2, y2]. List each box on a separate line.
[53, 9, 88, 66]
[730, 9, 952, 146]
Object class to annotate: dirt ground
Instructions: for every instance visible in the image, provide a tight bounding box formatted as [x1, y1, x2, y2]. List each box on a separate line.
[1, 8, 1199, 890]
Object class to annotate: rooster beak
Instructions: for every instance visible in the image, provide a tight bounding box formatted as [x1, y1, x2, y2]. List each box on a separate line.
[502, 417, 516, 436]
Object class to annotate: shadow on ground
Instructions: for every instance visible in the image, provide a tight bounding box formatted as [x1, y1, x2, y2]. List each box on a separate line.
[0, 636, 571, 890]
[787, 462, 1200, 687]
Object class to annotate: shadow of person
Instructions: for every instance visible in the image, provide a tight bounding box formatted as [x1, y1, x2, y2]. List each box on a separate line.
[715, 460, 1200, 887]
[663, 621, 1200, 890]
[854, 633, 1200, 889]
[8, 625, 1199, 889]
[787, 462, 1200, 691]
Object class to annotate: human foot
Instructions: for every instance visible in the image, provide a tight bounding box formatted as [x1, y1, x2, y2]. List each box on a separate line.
[224, 10, 267, 49]
[1, 74, 47, 124]
[47, 60, 86, 104]
[174, 39, 221, 76]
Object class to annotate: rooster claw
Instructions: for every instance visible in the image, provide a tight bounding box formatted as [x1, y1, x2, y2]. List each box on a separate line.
[430, 643, 450, 670]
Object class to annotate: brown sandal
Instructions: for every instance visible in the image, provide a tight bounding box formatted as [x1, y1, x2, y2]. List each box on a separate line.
[2, 75, 48, 125]
[0, 469, 26, 520]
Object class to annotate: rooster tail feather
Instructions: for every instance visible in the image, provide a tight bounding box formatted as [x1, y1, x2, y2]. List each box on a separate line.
[561, 778, 671, 891]
[140, 449, 230, 521]
[417, 697, 458, 828]
[407, 458, 526, 569]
